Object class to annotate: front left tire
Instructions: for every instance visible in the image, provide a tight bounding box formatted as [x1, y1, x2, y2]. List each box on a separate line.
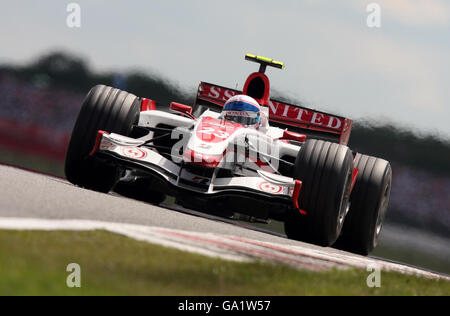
[284, 139, 353, 247]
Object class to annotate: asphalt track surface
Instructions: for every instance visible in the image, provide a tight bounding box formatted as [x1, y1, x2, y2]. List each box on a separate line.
[0, 165, 308, 245]
[0, 164, 448, 280]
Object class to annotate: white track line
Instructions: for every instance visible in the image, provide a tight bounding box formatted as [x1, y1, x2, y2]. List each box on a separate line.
[0, 217, 448, 280]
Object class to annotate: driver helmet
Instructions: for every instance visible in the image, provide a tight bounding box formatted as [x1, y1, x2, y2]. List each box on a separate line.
[222, 95, 261, 128]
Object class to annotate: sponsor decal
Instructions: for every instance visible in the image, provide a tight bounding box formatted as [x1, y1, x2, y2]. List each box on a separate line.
[198, 82, 344, 131]
[258, 181, 284, 194]
[99, 139, 116, 151]
[268, 100, 343, 130]
[121, 147, 147, 160]
[223, 111, 251, 117]
[200, 83, 239, 103]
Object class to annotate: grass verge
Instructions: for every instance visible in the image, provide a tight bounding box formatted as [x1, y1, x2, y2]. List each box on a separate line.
[245, 219, 450, 275]
[0, 230, 448, 296]
[372, 244, 450, 275]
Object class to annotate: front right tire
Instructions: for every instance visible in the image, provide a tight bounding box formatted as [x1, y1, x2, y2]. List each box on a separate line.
[65, 85, 140, 193]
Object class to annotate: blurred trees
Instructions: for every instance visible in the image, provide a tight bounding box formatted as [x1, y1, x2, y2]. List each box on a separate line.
[0, 51, 193, 107]
[350, 123, 450, 177]
[1, 51, 449, 176]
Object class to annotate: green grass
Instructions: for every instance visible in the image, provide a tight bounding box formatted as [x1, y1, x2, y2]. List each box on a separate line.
[244, 219, 450, 275]
[372, 244, 450, 275]
[0, 230, 448, 296]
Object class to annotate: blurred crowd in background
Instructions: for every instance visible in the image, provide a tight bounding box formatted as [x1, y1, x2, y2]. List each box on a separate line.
[0, 52, 449, 239]
[390, 164, 450, 237]
[0, 72, 83, 131]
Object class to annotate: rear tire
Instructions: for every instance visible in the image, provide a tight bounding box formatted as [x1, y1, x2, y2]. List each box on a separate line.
[334, 154, 392, 255]
[284, 139, 353, 246]
[65, 85, 140, 193]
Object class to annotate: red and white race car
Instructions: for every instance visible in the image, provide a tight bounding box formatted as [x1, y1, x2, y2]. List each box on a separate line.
[65, 54, 392, 255]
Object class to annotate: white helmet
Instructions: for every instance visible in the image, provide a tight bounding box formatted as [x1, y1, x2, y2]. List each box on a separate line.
[222, 95, 261, 128]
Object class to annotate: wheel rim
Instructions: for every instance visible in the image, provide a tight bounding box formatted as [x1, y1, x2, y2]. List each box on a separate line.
[337, 170, 353, 232]
[374, 181, 391, 244]
[339, 202, 350, 227]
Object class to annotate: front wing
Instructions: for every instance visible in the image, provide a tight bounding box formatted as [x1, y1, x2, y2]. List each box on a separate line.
[90, 131, 303, 212]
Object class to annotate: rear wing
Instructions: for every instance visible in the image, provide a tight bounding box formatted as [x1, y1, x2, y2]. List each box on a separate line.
[194, 82, 353, 145]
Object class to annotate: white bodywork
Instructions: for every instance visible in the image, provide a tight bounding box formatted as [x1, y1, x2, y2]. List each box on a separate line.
[93, 108, 303, 200]
[139, 109, 301, 161]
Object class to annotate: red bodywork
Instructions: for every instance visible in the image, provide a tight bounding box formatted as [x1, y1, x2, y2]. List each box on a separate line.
[170, 102, 196, 119]
[183, 116, 269, 169]
[195, 116, 241, 143]
[292, 180, 307, 215]
[90, 130, 109, 156]
[183, 148, 223, 169]
[140, 98, 156, 111]
[195, 78, 353, 145]
[243, 72, 271, 106]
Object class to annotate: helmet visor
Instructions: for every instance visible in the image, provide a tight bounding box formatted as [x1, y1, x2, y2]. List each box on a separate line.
[224, 111, 260, 126]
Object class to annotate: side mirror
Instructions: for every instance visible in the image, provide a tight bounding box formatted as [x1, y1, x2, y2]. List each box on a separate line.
[282, 130, 307, 143]
[170, 102, 195, 119]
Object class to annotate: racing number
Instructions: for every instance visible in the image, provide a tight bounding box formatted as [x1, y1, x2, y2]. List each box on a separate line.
[197, 127, 230, 139]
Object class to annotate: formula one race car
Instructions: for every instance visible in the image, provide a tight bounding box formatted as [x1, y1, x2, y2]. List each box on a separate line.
[65, 54, 392, 255]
